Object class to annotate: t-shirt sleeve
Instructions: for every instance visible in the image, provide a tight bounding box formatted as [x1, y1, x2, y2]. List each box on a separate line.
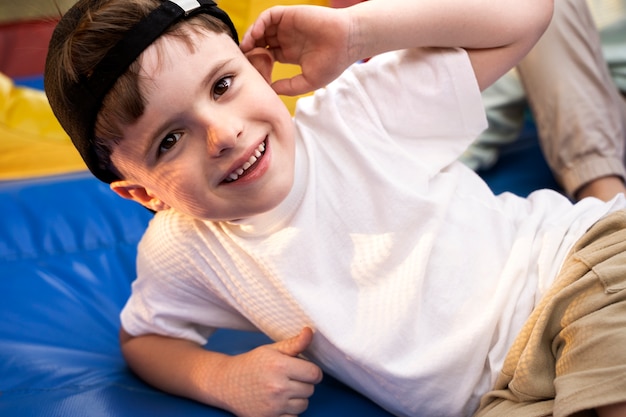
[120, 212, 257, 345]
[296, 47, 487, 177]
[359, 48, 486, 140]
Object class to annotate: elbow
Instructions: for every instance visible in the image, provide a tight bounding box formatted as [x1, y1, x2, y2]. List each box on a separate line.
[119, 326, 135, 357]
[512, 0, 554, 61]
[514, 0, 554, 46]
[529, 0, 554, 44]
[119, 326, 132, 344]
[539, 0, 555, 39]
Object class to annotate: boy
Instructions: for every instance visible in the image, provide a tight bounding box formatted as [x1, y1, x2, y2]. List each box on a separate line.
[44, 0, 626, 416]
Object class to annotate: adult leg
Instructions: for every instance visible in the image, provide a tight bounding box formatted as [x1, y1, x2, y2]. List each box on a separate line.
[519, 0, 626, 200]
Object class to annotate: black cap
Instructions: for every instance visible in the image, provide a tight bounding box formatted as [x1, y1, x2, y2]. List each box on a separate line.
[44, 0, 238, 183]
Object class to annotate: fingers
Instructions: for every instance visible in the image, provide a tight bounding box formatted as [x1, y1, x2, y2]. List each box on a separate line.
[241, 6, 285, 52]
[271, 76, 316, 97]
[240, 11, 266, 51]
[275, 327, 314, 357]
[277, 379, 318, 416]
[274, 327, 323, 386]
[279, 397, 311, 417]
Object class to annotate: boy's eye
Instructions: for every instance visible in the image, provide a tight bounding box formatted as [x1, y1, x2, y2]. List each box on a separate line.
[213, 76, 232, 98]
[158, 132, 182, 155]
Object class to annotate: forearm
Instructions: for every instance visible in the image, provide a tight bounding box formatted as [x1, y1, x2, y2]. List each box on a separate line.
[348, 0, 550, 57]
[241, 0, 553, 95]
[346, 0, 554, 87]
[120, 328, 231, 410]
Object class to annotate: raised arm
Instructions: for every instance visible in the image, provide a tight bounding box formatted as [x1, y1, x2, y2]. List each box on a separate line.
[241, 0, 554, 95]
[120, 327, 322, 417]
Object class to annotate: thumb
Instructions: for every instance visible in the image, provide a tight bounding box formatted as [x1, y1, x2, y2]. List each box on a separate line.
[274, 327, 314, 357]
[272, 75, 318, 97]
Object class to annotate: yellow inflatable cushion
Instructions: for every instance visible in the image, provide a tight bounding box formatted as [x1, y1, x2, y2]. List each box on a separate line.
[0, 73, 86, 179]
[0, 0, 328, 180]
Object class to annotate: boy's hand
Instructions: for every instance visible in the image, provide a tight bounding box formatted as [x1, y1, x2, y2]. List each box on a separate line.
[220, 327, 323, 417]
[241, 6, 355, 96]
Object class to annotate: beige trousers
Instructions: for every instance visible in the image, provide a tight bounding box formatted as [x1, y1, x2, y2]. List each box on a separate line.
[474, 209, 626, 417]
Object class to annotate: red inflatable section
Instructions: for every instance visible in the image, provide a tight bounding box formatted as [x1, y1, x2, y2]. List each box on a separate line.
[0, 19, 56, 78]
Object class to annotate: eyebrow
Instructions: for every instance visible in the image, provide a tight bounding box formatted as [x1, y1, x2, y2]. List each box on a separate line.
[140, 57, 234, 160]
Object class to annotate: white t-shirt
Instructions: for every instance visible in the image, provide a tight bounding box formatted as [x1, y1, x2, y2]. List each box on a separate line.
[121, 48, 625, 417]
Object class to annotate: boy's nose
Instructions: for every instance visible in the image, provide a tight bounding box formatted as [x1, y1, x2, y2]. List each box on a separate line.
[206, 121, 240, 156]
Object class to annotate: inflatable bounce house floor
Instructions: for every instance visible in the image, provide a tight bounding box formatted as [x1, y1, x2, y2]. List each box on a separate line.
[0, 1, 560, 416]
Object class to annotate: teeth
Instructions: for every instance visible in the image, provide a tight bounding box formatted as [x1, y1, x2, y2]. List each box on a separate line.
[225, 141, 266, 183]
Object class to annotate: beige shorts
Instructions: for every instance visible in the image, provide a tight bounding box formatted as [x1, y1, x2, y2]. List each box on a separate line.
[474, 209, 626, 417]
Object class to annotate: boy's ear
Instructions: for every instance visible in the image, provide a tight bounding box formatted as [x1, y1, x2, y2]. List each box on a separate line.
[245, 47, 275, 83]
[110, 180, 170, 212]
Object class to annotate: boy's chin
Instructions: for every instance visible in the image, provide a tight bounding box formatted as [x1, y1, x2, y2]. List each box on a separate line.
[229, 184, 294, 221]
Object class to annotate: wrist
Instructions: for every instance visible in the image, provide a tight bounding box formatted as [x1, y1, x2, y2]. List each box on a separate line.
[345, 1, 392, 62]
[575, 175, 626, 202]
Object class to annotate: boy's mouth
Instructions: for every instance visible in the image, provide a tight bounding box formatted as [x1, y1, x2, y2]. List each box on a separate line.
[224, 140, 267, 183]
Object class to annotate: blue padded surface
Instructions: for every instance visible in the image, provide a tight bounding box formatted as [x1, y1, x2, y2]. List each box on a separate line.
[12, 74, 45, 90]
[479, 121, 561, 197]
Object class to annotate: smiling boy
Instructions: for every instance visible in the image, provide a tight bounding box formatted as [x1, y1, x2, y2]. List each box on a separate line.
[110, 29, 295, 220]
[44, 1, 626, 417]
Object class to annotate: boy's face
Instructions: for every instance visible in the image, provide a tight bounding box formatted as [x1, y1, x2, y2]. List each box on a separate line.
[109, 29, 295, 221]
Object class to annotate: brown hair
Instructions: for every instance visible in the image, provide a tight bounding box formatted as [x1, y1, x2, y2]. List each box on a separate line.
[45, 0, 235, 180]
